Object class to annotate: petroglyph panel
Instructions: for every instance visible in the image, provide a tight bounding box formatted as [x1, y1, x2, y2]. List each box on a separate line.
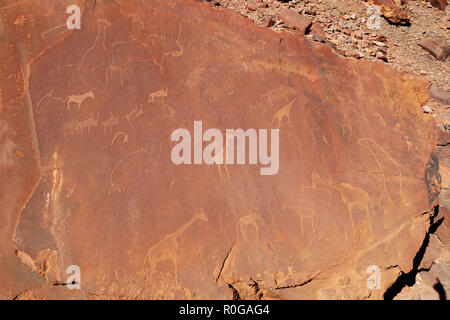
[0, 0, 438, 300]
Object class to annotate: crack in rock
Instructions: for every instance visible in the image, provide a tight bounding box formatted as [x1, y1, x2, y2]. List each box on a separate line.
[384, 205, 445, 300]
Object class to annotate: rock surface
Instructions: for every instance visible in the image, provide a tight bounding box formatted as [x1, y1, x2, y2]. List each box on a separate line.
[0, 0, 441, 299]
[196, 0, 450, 300]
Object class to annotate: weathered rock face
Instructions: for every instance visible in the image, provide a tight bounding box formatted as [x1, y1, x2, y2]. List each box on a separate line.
[0, 0, 440, 299]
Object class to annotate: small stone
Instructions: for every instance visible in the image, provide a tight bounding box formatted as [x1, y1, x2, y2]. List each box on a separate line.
[342, 28, 351, 36]
[375, 34, 387, 42]
[353, 31, 363, 40]
[262, 18, 276, 28]
[348, 52, 364, 59]
[372, 41, 386, 47]
[422, 105, 433, 113]
[247, 2, 268, 11]
[303, 7, 316, 15]
[376, 51, 387, 61]
[308, 23, 326, 43]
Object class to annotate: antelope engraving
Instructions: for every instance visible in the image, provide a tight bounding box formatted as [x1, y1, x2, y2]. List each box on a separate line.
[148, 88, 168, 104]
[65, 91, 95, 110]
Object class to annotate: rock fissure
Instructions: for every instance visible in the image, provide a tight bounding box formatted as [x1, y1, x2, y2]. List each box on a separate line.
[216, 243, 235, 282]
[274, 277, 316, 290]
[384, 205, 444, 299]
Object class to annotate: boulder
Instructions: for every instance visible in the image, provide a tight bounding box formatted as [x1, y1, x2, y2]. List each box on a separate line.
[0, 0, 439, 299]
[430, 84, 450, 105]
[279, 9, 312, 34]
[419, 38, 450, 61]
[308, 23, 326, 43]
[428, 0, 447, 10]
[368, 0, 411, 25]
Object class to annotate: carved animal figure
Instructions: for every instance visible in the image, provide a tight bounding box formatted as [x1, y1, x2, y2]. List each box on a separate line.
[65, 91, 95, 110]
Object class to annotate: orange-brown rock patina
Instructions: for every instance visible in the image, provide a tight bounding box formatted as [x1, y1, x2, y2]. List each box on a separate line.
[0, 0, 439, 299]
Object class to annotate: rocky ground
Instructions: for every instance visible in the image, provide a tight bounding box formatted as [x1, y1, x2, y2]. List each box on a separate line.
[200, 0, 450, 300]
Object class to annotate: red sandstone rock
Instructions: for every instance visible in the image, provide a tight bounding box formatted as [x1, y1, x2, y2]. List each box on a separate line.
[369, 0, 411, 25]
[376, 35, 387, 42]
[308, 23, 326, 43]
[248, 2, 267, 11]
[279, 9, 312, 34]
[262, 18, 276, 28]
[428, 0, 447, 10]
[0, 0, 440, 300]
